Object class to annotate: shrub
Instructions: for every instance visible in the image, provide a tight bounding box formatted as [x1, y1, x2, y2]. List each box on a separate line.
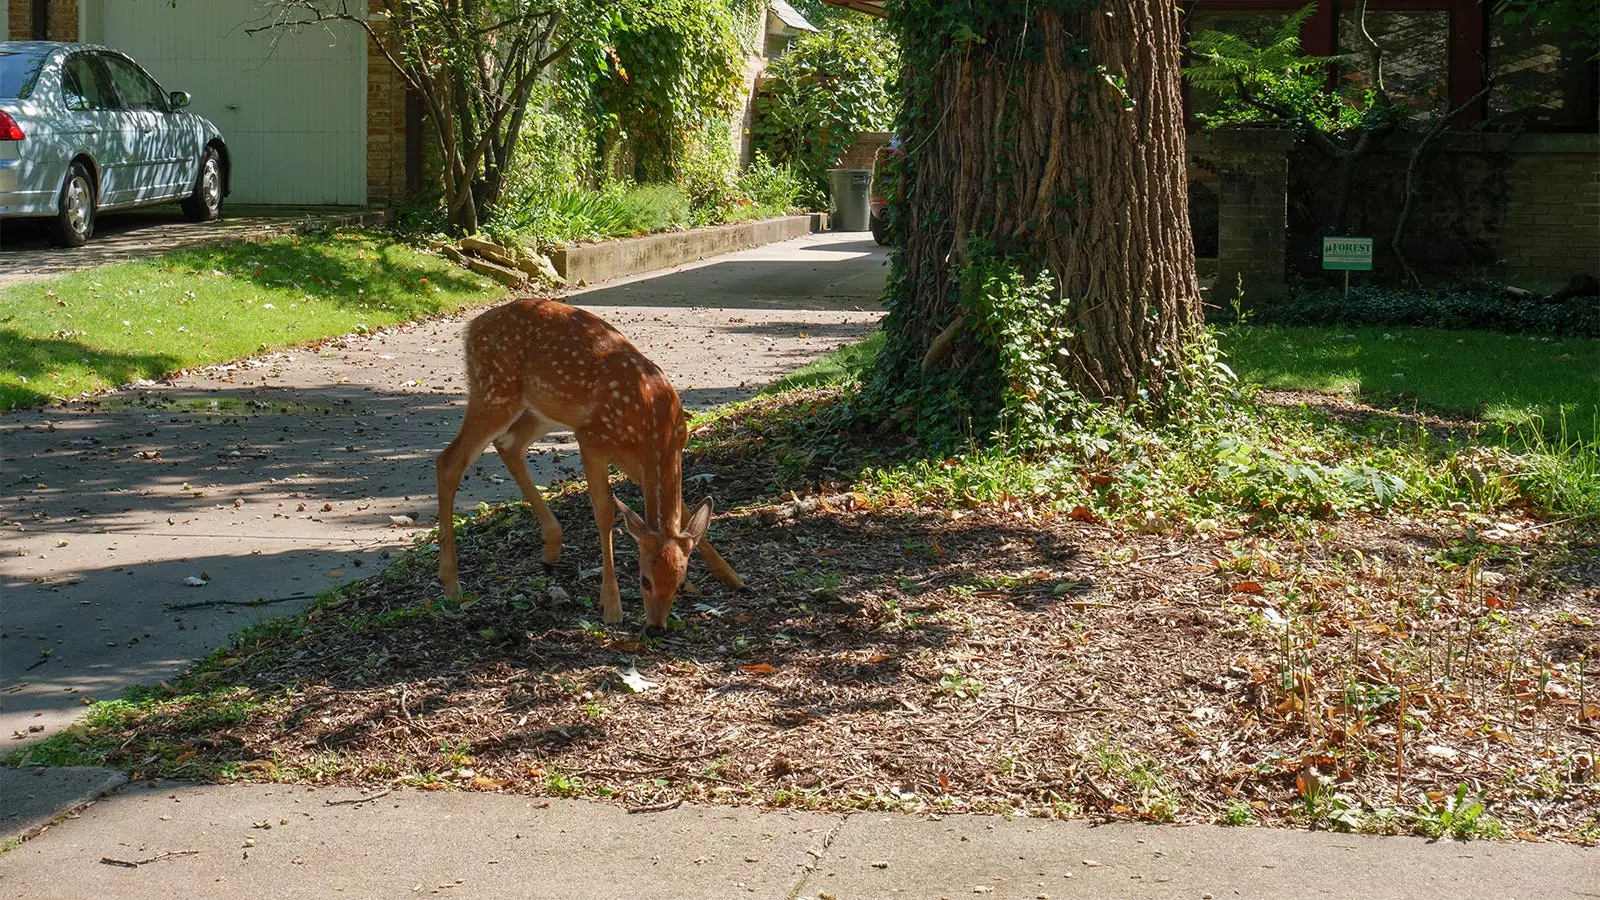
[1246, 284, 1600, 337]
[739, 153, 806, 215]
[750, 17, 898, 205]
[613, 183, 692, 235]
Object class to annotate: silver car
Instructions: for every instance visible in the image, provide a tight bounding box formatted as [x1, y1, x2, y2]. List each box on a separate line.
[0, 41, 229, 246]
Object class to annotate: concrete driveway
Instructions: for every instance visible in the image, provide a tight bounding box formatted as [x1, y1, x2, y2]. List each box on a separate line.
[0, 205, 386, 287]
[0, 230, 886, 745]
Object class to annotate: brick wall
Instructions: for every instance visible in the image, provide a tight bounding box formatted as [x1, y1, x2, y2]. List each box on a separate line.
[7, 1, 75, 39]
[48, 0, 76, 40]
[1203, 129, 1293, 302]
[835, 131, 892, 171]
[365, 0, 409, 206]
[7, 3, 29, 40]
[1197, 129, 1599, 292]
[1497, 137, 1600, 281]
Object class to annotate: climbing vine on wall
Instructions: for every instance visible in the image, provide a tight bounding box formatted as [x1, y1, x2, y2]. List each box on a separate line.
[570, 0, 759, 183]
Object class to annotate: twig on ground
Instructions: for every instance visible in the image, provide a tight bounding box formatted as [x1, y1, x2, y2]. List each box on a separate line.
[99, 850, 200, 868]
[164, 593, 315, 612]
[324, 788, 394, 806]
[626, 798, 683, 814]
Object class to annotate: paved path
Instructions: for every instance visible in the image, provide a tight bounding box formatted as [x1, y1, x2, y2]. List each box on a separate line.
[0, 230, 887, 744]
[0, 205, 386, 286]
[0, 782, 1591, 899]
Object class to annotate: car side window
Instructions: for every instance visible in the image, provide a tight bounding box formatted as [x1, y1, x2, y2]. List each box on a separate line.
[99, 54, 167, 112]
[62, 55, 113, 111]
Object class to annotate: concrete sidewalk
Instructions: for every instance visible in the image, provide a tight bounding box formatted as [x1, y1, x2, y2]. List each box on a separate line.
[0, 781, 1591, 899]
[0, 230, 886, 746]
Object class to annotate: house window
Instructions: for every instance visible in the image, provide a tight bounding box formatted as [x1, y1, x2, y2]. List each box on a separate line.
[1337, 10, 1450, 118]
[1488, 18, 1599, 130]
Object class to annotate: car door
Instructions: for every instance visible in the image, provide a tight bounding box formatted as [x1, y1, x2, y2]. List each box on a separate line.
[97, 53, 178, 204]
[57, 53, 127, 205]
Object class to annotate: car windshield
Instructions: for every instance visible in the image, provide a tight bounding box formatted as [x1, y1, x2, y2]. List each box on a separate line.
[0, 51, 47, 100]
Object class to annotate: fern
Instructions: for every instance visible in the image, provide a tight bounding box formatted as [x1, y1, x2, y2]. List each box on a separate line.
[1183, 4, 1363, 133]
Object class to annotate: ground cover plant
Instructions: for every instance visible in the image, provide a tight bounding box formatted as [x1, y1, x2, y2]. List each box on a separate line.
[1247, 284, 1600, 339]
[15, 327, 1597, 844]
[0, 231, 503, 412]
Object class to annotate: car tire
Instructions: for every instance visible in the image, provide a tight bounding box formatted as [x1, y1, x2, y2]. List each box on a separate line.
[181, 148, 223, 222]
[50, 162, 95, 248]
[870, 212, 887, 246]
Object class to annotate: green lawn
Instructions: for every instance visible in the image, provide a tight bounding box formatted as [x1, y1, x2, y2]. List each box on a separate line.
[0, 231, 506, 412]
[1217, 324, 1600, 439]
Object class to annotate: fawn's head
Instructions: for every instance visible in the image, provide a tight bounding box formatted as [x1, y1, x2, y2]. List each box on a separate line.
[614, 497, 714, 637]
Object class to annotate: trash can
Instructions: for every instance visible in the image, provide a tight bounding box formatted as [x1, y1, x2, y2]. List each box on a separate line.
[827, 168, 873, 232]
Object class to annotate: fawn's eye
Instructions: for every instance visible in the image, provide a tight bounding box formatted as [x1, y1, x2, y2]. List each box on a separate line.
[640, 576, 652, 592]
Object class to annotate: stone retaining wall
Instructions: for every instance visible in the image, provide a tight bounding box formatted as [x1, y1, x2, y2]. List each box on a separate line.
[550, 215, 816, 286]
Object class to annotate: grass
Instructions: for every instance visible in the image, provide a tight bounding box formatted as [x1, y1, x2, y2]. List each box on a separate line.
[761, 331, 884, 394]
[1217, 324, 1600, 439]
[700, 325, 1600, 528]
[0, 230, 505, 411]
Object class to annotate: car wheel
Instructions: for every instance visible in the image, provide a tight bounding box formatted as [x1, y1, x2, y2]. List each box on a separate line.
[870, 212, 887, 246]
[50, 162, 95, 248]
[181, 148, 223, 222]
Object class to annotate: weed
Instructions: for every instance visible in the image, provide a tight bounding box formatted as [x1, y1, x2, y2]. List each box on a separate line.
[937, 669, 984, 698]
[1413, 785, 1502, 840]
[1222, 800, 1256, 826]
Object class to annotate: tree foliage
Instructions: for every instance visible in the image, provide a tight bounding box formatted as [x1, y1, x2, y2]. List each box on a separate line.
[570, 0, 756, 184]
[1184, 5, 1363, 133]
[750, 18, 898, 204]
[258, 0, 595, 234]
[1494, 0, 1600, 56]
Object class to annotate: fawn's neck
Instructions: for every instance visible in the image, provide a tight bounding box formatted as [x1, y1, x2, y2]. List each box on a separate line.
[632, 375, 687, 533]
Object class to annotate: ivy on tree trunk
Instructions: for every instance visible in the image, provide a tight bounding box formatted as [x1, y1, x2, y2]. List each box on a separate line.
[872, 0, 1202, 441]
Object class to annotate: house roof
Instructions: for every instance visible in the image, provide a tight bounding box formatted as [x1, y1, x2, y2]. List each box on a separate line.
[769, 0, 820, 32]
[818, 0, 887, 16]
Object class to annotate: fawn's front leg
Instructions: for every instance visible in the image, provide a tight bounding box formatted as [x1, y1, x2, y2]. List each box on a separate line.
[493, 412, 562, 565]
[681, 506, 743, 589]
[581, 448, 624, 624]
[435, 400, 519, 607]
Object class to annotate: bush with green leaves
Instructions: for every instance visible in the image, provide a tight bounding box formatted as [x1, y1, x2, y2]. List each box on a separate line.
[1248, 284, 1600, 337]
[751, 17, 898, 205]
[738, 153, 807, 215]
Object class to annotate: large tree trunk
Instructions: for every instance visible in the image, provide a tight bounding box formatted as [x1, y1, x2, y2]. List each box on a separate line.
[874, 2, 1201, 432]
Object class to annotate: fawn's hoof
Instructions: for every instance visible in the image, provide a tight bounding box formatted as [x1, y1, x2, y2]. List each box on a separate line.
[644, 624, 667, 639]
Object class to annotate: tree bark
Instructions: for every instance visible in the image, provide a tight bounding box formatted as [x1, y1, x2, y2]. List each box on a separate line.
[878, 2, 1201, 420]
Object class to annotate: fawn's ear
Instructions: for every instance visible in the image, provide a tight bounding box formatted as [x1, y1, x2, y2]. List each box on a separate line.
[614, 497, 649, 540]
[685, 497, 714, 546]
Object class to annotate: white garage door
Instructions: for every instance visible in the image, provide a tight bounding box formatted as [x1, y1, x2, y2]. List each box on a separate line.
[82, 0, 368, 205]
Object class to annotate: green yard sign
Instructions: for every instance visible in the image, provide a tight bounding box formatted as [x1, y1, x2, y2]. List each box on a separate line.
[1322, 236, 1373, 271]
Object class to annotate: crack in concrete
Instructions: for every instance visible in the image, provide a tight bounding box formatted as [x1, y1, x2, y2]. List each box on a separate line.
[785, 813, 849, 900]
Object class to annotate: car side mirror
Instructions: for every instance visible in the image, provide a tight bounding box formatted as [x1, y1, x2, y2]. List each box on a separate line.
[168, 91, 191, 109]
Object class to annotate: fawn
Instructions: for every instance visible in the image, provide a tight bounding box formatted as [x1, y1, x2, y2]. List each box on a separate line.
[434, 298, 743, 635]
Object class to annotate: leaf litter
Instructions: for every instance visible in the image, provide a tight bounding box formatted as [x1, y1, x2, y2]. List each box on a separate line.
[53, 396, 1600, 844]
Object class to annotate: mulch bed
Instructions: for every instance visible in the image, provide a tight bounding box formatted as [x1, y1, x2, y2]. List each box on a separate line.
[72, 395, 1600, 843]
